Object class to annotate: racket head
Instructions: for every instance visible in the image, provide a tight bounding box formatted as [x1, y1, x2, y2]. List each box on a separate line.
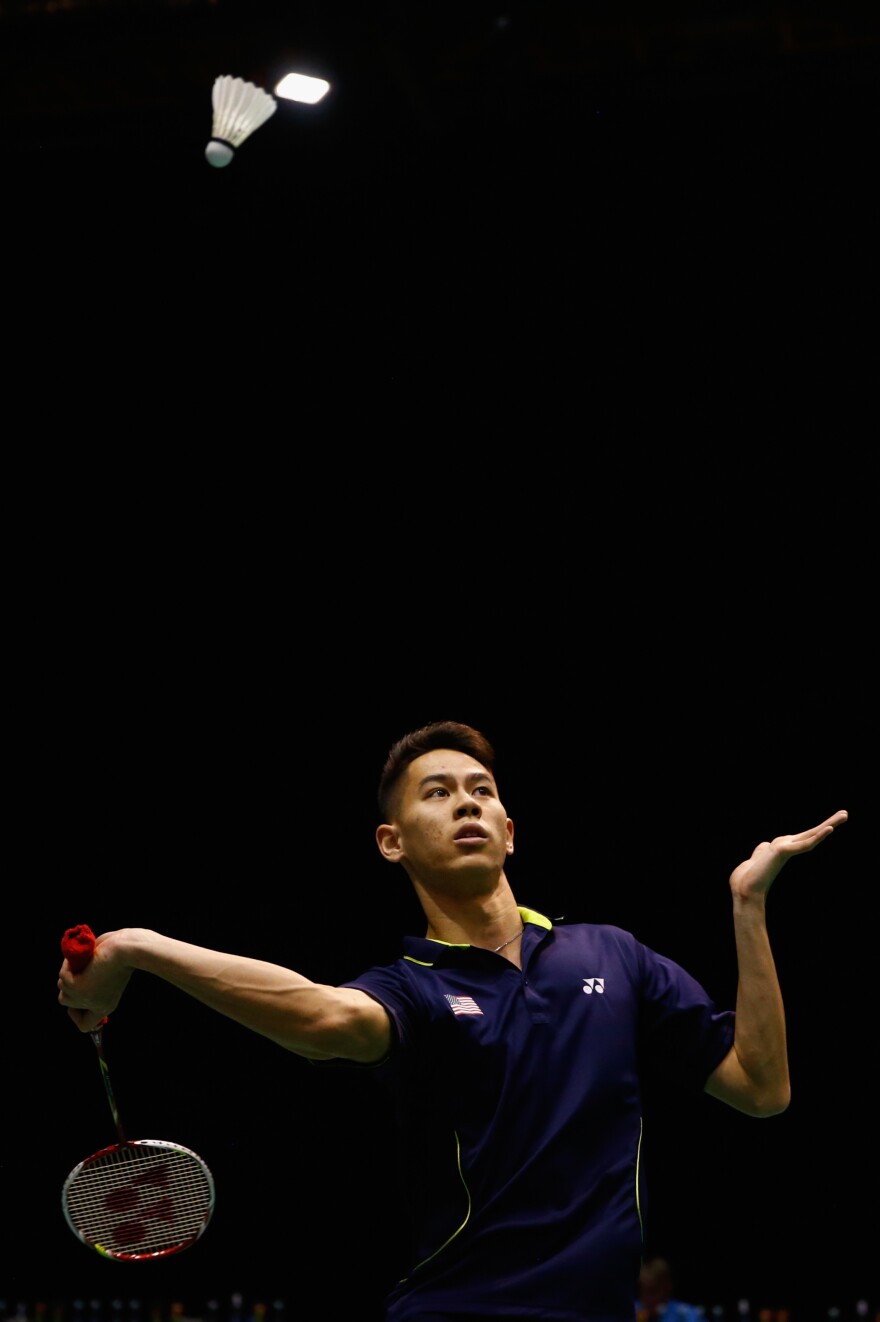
[62, 1138, 215, 1261]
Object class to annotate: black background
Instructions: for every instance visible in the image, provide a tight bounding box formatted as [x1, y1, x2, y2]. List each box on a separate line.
[2, 1, 877, 1318]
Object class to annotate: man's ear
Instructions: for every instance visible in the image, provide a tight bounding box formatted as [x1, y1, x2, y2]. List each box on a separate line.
[376, 823, 404, 863]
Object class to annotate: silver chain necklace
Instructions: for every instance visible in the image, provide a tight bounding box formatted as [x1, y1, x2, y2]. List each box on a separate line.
[493, 925, 524, 953]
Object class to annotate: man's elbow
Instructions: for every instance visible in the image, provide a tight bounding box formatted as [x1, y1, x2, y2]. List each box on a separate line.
[705, 1060, 791, 1116]
[751, 1098, 790, 1118]
[746, 1082, 792, 1118]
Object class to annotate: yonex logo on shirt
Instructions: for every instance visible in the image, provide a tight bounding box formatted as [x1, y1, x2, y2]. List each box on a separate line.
[583, 978, 605, 994]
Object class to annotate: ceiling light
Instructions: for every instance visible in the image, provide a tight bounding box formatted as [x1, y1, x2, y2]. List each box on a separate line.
[274, 73, 331, 105]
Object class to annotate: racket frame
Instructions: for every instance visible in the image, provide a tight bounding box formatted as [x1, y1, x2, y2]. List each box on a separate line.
[62, 1135, 216, 1261]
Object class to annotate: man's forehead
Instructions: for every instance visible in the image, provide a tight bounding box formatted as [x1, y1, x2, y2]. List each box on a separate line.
[405, 748, 493, 783]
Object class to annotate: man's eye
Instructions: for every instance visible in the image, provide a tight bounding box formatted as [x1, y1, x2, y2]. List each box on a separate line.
[474, 786, 492, 796]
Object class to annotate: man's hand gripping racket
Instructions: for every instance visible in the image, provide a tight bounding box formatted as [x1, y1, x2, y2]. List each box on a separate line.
[60, 924, 215, 1261]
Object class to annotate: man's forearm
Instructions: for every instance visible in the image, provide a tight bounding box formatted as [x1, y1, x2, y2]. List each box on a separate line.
[730, 895, 790, 1111]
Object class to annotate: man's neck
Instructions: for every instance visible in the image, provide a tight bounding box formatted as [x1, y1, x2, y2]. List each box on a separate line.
[414, 872, 522, 950]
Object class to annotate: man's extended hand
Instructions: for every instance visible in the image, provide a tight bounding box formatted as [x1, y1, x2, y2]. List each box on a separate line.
[730, 809, 848, 899]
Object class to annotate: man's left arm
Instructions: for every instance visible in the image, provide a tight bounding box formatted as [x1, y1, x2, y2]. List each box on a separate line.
[705, 809, 848, 1117]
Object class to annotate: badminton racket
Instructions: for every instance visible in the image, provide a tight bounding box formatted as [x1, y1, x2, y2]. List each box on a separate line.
[60, 923, 216, 1261]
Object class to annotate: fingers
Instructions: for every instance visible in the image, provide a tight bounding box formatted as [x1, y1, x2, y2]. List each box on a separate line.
[801, 809, 848, 840]
[801, 809, 848, 835]
[776, 809, 848, 855]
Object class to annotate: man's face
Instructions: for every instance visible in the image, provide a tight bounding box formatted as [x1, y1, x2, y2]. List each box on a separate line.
[380, 747, 514, 890]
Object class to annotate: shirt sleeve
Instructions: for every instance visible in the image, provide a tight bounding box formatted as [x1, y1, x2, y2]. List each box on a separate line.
[306, 962, 416, 1070]
[636, 938, 736, 1090]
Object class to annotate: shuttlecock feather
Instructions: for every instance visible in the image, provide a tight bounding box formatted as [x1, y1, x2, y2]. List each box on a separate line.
[205, 75, 277, 168]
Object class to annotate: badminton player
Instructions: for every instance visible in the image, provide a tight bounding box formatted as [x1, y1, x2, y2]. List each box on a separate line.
[58, 720, 848, 1322]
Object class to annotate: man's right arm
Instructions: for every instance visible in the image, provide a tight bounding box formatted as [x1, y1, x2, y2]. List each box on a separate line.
[57, 927, 393, 1064]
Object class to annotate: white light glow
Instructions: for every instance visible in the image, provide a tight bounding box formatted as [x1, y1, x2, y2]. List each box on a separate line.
[274, 73, 331, 105]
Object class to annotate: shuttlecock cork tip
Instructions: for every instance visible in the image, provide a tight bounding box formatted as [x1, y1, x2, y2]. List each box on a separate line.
[205, 139, 235, 168]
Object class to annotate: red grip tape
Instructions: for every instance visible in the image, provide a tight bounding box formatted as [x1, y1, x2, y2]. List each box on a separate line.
[62, 924, 96, 973]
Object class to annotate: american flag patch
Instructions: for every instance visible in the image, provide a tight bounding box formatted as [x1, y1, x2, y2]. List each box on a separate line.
[444, 993, 484, 1016]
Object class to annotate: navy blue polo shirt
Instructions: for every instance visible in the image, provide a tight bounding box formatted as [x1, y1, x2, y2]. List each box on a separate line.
[335, 907, 735, 1322]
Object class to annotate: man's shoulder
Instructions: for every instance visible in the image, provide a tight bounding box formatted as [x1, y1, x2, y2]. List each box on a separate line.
[551, 919, 641, 949]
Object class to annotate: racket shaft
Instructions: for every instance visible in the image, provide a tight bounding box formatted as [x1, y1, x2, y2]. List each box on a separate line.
[91, 1030, 126, 1141]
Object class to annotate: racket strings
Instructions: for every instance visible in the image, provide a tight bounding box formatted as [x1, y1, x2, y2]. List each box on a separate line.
[63, 1141, 214, 1259]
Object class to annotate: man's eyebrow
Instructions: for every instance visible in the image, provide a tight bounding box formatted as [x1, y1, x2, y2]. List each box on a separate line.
[416, 770, 493, 790]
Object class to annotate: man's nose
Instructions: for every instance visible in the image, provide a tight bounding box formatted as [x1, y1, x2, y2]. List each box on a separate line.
[454, 795, 482, 817]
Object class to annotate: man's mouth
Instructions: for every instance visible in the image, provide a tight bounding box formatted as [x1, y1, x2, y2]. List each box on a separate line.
[454, 826, 489, 841]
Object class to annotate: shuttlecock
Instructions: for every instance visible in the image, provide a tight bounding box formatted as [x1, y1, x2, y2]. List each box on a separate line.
[205, 74, 277, 168]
